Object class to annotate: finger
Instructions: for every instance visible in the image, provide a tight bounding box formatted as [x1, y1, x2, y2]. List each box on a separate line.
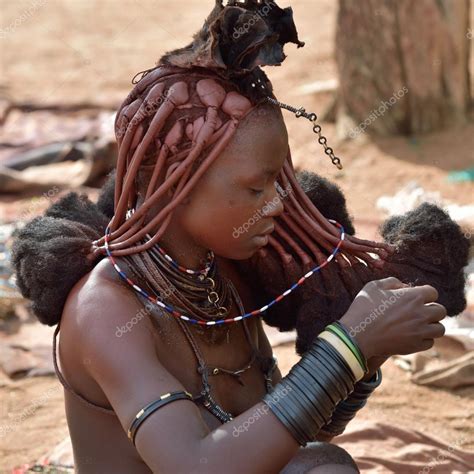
[421, 322, 446, 340]
[423, 303, 447, 322]
[418, 339, 435, 352]
[376, 277, 409, 291]
[405, 284, 439, 304]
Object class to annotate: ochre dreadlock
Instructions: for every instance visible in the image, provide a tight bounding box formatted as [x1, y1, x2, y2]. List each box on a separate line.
[91, 67, 389, 271]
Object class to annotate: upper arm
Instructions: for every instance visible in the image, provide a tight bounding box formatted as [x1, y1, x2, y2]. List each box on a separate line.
[72, 278, 210, 472]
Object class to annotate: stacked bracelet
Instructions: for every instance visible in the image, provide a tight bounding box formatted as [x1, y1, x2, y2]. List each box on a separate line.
[263, 333, 361, 446]
[262, 320, 371, 446]
[320, 368, 383, 437]
[318, 331, 365, 381]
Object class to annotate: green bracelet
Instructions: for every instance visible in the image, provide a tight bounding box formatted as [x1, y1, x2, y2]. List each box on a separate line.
[328, 322, 368, 372]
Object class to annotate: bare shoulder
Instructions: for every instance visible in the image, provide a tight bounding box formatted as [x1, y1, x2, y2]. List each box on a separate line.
[60, 257, 157, 366]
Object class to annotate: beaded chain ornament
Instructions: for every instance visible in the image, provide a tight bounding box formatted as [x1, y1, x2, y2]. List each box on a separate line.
[266, 96, 344, 170]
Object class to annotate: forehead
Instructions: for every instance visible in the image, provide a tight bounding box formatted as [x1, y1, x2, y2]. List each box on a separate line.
[215, 108, 289, 177]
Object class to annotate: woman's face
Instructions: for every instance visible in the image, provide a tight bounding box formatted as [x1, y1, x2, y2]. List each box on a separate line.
[171, 107, 289, 261]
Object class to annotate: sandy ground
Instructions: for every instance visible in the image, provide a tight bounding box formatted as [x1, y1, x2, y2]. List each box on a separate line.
[1, 0, 474, 471]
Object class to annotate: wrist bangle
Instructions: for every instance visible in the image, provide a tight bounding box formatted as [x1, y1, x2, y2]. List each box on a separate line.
[332, 321, 368, 372]
[318, 331, 365, 381]
[301, 339, 355, 401]
[262, 336, 358, 447]
[353, 368, 382, 396]
[290, 366, 333, 421]
[284, 378, 324, 437]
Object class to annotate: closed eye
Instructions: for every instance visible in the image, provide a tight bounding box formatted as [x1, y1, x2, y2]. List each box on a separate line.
[249, 188, 264, 196]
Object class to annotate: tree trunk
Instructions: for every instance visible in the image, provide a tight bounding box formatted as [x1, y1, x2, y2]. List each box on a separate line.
[335, 0, 471, 136]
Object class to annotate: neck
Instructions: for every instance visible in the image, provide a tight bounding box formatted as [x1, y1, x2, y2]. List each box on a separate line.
[156, 230, 211, 271]
[138, 198, 211, 271]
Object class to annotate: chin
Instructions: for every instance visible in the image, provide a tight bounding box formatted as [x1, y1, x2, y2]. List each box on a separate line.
[213, 245, 261, 261]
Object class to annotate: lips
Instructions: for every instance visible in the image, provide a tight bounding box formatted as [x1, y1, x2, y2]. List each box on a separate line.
[255, 224, 275, 238]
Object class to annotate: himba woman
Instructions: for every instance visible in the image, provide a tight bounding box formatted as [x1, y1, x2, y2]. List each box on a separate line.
[12, 1, 451, 472]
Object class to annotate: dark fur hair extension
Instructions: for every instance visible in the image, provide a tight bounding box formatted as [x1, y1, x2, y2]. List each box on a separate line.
[12, 217, 97, 326]
[379, 203, 470, 316]
[293, 202, 471, 354]
[46, 192, 109, 233]
[380, 203, 470, 274]
[11, 193, 110, 326]
[296, 170, 355, 235]
[97, 170, 116, 219]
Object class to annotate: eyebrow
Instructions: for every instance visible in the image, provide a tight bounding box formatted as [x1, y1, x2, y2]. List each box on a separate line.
[261, 167, 282, 177]
[239, 166, 283, 183]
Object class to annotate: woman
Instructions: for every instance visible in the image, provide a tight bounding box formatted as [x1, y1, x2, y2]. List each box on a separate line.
[12, 1, 448, 472]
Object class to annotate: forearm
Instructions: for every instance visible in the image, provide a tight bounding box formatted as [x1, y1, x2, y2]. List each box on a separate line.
[195, 401, 301, 474]
[196, 326, 368, 472]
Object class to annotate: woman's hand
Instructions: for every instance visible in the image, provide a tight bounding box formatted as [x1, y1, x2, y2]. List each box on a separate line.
[340, 277, 446, 360]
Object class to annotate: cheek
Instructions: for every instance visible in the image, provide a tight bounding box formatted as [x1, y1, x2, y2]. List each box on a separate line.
[183, 195, 257, 249]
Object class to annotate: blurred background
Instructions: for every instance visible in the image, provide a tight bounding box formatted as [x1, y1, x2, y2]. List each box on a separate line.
[0, 1, 473, 472]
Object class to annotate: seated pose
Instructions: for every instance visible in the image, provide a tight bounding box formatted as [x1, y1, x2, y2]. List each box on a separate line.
[13, 1, 461, 472]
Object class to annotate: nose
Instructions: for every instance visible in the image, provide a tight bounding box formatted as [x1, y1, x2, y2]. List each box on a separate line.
[262, 184, 285, 218]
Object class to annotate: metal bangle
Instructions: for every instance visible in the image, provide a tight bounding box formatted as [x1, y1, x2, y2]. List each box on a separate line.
[316, 339, 357, 390]
[264, 390, 308, 446]
[302, 348, 349, 397]
[304, 345, 353, 395]
[282, 380, 321, 441]
[128, 390, 193, 446]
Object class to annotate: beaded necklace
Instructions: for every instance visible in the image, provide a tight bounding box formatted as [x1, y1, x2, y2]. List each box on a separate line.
[104, 219, 345, 326]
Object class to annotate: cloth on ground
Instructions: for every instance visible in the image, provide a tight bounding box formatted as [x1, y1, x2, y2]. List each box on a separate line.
[394, 309, 474, 390]
[334, 420, 474, 473]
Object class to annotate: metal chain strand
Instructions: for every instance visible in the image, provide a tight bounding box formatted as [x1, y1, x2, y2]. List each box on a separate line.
[266, 97, 343, 170]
